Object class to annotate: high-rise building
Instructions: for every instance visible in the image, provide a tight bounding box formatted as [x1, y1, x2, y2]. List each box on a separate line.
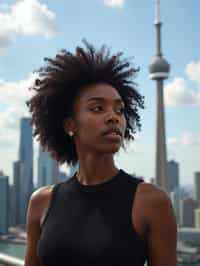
[13, 160, 28, 225]
[69, 163, 79, 177]
[150, 177, 155, 184]
[37, 145, 59, 187]
[170, 187, 182, 226]
[19, 117, 34, 200]
[194, 208, 200, 228]
[180, 197, 199, 227]
[8, 184, 15, 228]
[13, 161, 20, 226]
[149, 0, 170, 193]
[58, 171, 69, 183]
[167, 160, 179, 193]
[0, 173, 9, 234]
[194, 172, 200, 203]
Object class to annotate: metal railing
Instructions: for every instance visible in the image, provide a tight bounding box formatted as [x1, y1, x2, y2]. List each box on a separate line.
[0, 253, 24, 266]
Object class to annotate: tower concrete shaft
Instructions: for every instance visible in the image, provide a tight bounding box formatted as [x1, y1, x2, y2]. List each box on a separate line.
[156, 79, 167, 192]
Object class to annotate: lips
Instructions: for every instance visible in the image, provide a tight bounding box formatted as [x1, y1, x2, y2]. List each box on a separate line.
[103, 131, 122, 142]
[103, 128, 122, 136]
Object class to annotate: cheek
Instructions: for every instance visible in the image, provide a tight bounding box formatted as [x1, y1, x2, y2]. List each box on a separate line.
[78, 116, 99, 137]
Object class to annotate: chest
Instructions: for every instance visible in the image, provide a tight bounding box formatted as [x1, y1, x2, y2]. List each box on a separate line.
[40, 183, 147, 239]
[38, 191, 147, 265]
[38, 201, 146, 265]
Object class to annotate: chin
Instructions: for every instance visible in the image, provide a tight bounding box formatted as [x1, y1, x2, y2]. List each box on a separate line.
[99, 144, 121, 154]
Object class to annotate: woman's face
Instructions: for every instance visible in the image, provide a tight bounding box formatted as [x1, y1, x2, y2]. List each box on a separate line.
[69, 82, 127, 155]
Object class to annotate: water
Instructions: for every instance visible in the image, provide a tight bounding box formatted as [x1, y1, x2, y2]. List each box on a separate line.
[178, 264, 200, 266]
[1, 241, 200, 266]
[0, 241, 25, 260]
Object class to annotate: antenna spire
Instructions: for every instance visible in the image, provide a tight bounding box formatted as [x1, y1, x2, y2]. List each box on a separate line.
[155, 0, 161, 24]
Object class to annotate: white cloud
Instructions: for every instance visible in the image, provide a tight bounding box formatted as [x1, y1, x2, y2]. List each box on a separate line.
[0, 72, 39, 180]
[164, 78, 200, 106]
[0, 0, 59, 53]
[164, 61, 200, 106]
[0, 72, 38, 134]
[185, 62, 200, 84]
[124, 133, 142, 153]
[115, 133, 144, 166]
[168, 132, 200, 148]
[167, 132, 200, 184]
[0, 127, 18, 148]
[103, 0, 125, 8]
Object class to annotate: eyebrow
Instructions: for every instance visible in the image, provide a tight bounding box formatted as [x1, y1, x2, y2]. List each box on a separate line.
[86, 97, 124, 104]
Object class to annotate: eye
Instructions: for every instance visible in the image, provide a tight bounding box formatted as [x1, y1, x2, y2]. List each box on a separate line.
[90, 106, 103, 112]
[116, 107, 125, 114]
[89, 106, 125, 114]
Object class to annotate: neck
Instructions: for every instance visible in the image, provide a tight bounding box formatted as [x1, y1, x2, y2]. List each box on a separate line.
[76, 153, 119, 185]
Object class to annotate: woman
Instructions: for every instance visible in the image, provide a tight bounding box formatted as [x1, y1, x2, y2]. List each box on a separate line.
[25, 40, 177, 266]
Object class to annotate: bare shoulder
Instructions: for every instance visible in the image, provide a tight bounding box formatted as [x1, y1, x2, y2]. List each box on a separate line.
[137, 182, 176, 228]
[137, 181, 171, 203]
[31, 185, 55, 202]
[26, 185, 54, 233]
[30, 185, 56, 227]
[137, 183, 177, 266]
[25, 185, 56, 266]
[29, 185, 54, 210]
[26, 184, 56, 231]
[136, 182, 173, 218]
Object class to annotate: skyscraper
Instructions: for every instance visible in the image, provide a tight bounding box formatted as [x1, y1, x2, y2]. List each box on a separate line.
[58, 171, 69, 183]
[167, 160, 179, 193]
[8, 184, 15, 228]
[0, 173, 9, 234]
[13, 160, 27, 225]
[180, 198, 199, 227]
[18, 117, 34, 224]
[37, 145, 59, 187]
[69, 163, 79, 177]
[19, 117, 33, 180]
[149, 0, 170, 193]
[194, 172, 200, 203]
[170, 187, 182, 226]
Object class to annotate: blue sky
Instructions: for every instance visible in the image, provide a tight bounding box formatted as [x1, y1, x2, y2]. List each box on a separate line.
[0, 0, 199, 186]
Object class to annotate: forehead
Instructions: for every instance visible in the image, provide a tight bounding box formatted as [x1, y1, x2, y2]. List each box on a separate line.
[77, 83, 124, 104]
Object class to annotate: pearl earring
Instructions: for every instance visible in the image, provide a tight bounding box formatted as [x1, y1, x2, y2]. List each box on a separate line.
[68, 131, 74, 137]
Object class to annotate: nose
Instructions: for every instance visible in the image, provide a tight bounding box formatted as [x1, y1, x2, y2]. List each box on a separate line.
[104, 110, 119, 124]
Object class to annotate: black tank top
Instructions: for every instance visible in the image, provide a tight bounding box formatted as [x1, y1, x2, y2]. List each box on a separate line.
[37, 169, 148, 266]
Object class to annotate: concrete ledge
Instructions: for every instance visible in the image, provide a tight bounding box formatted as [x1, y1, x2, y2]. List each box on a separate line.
[0, 253, 24, 266]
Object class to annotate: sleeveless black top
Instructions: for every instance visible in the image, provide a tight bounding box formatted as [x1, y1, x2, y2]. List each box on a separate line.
[37, 169, 148, 266]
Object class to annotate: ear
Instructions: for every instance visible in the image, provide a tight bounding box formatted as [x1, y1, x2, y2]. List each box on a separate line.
[63, 116, 76, 135]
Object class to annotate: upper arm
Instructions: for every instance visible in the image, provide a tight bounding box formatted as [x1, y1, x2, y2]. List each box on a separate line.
[24, 189, 44, 266]
[146, 187, 177, 266]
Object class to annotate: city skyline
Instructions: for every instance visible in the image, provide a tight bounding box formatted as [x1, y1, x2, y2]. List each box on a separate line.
[0, 0, 200, 186]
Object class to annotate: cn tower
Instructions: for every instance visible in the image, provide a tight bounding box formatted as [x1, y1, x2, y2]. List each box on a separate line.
[149, 0, 170, 193]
